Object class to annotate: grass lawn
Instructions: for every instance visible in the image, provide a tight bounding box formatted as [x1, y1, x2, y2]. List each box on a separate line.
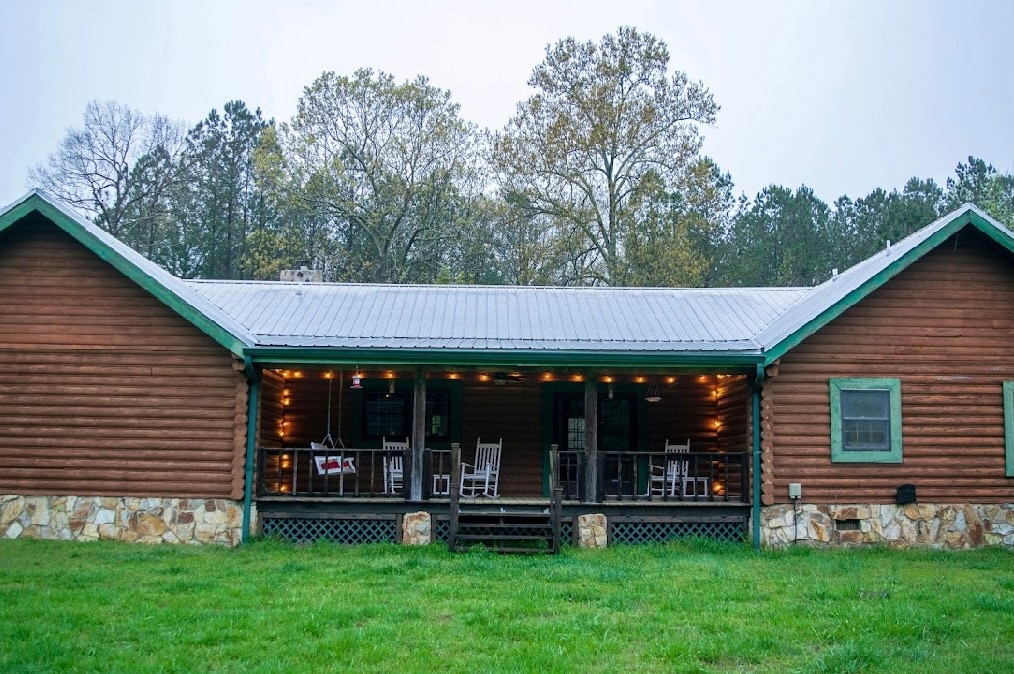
[0, 538, 1011, 673]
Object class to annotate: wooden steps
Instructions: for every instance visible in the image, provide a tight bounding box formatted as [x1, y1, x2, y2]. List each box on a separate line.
[449, 508, 559, 554]
[447, 442, 564, 554]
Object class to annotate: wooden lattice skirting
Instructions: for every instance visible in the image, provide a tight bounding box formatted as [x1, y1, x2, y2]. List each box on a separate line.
[261, 513, 399, 544]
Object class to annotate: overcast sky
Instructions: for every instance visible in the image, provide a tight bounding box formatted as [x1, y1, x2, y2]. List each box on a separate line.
[1, 0, 1012, 209]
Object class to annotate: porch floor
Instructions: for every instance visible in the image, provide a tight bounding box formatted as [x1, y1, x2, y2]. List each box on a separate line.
[256, 495, 747, 507]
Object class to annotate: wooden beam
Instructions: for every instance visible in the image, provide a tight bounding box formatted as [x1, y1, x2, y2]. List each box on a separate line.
[411, 367, 426, 501]
[584, 374, 597, 502]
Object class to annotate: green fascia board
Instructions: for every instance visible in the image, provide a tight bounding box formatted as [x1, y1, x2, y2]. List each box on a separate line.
[0, 194, 251, 356]
[0, 197, 43, 233]
[764, 209, 1013, 364]
[244, 346, 767, 370]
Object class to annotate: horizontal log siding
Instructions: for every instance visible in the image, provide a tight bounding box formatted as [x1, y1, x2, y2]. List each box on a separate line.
[717, 375, 749, 455]
[0, 219, 246, 499]
[716, 375, 750, 496]
[764, 229, 1014, 505]
[259, 369, 285, 448]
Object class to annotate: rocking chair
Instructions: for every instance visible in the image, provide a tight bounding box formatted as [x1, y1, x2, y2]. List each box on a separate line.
[382, 437, 409, 495]
[459, 437, 502, 498]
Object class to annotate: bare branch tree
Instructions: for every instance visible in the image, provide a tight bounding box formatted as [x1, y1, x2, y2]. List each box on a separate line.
[28, 100, 185, 238]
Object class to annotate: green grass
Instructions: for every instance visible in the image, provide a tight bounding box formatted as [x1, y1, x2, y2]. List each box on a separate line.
[0, 538, 1011, 673]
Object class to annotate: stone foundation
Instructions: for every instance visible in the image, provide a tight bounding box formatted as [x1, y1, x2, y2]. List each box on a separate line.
[577, 513, 607, 548]
[401, 511, 432, 545]
[0, 494, 248, 546]
[761, 502, 1014, 549]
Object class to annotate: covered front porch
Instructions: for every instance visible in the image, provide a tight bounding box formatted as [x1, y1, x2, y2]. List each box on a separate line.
[251, 364, 756, 544]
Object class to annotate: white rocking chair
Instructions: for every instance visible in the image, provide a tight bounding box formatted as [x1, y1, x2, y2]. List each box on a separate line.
[649, 438, 691, 497]
[382, 436, 409, 495]
[460, 437, 502, 498]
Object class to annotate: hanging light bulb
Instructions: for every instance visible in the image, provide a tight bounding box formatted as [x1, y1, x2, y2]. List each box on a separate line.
[350, 367, 363, 389]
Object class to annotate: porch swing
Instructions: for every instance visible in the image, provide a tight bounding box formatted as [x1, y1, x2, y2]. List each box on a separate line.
[312, 371, 355, 478]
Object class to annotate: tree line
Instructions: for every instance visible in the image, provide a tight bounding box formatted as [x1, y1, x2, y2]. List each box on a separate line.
[29, 27, 1014, 287]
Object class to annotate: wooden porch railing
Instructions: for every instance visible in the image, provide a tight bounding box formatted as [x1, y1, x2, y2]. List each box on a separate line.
[559, 449, 749, 503]
[256, 447, 749, 503]
[257, 446, 455, 498]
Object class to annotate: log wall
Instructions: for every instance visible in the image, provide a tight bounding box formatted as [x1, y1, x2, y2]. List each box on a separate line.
[0, 216, 247, 499]
[259, 368, 286, 448]
[764, 228, 1014, 505]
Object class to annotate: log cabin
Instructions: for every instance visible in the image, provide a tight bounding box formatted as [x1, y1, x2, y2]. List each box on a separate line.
[0, 190, 1011, 548]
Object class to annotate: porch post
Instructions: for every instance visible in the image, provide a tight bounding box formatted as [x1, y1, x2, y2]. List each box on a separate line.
[583, 374, 598, 503]
[752, 364, 764, 552]
[411, 368, 426, 501]
[241, 358, 260, 544]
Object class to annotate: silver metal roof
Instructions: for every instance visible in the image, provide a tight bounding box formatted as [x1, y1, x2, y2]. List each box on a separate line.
[186, 281, 810, 353]
[11, 192, 1006, 363]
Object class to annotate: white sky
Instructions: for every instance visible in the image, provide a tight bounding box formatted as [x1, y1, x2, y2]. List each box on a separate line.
[1, 0, 1012, 209]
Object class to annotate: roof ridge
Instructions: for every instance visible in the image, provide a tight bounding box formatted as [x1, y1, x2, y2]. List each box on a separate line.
[185, 279, 812, 292]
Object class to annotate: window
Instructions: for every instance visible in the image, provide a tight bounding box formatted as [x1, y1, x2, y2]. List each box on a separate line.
[426, 390, 451, 440]
[841, 389, 890, 450]
[1004, 382, 1014, 477]
[829, 378, 902, 463]
[362, 386, 454, 444]
[365, 394, 407, 438]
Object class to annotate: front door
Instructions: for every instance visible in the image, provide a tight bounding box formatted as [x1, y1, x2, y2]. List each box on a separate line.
[551, 393, 584, 498]
[549, 390, 638, 498]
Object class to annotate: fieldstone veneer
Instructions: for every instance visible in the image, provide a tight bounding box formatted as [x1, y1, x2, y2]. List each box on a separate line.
[577, 513, 608, 548]
[0, 495, 248, 546]
[761, 502, 1014, 549]
[401, 511, 432, 546]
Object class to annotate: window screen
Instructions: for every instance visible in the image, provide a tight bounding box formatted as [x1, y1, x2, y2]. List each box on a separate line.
[840, 389, 890, 451]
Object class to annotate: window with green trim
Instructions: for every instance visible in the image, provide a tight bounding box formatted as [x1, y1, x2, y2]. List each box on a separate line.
[829, 378, 902, 463]
[1004, 382, 1014, 477]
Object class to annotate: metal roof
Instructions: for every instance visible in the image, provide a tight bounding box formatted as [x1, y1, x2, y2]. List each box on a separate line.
[186, 281, 810, 354]
[7, 192, 1009, 366]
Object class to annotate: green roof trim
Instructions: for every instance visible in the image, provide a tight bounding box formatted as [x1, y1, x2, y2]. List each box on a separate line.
[0, 192, 252, 356]
[243, 346, 766, 369]
[763, 209, 1014, 364]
